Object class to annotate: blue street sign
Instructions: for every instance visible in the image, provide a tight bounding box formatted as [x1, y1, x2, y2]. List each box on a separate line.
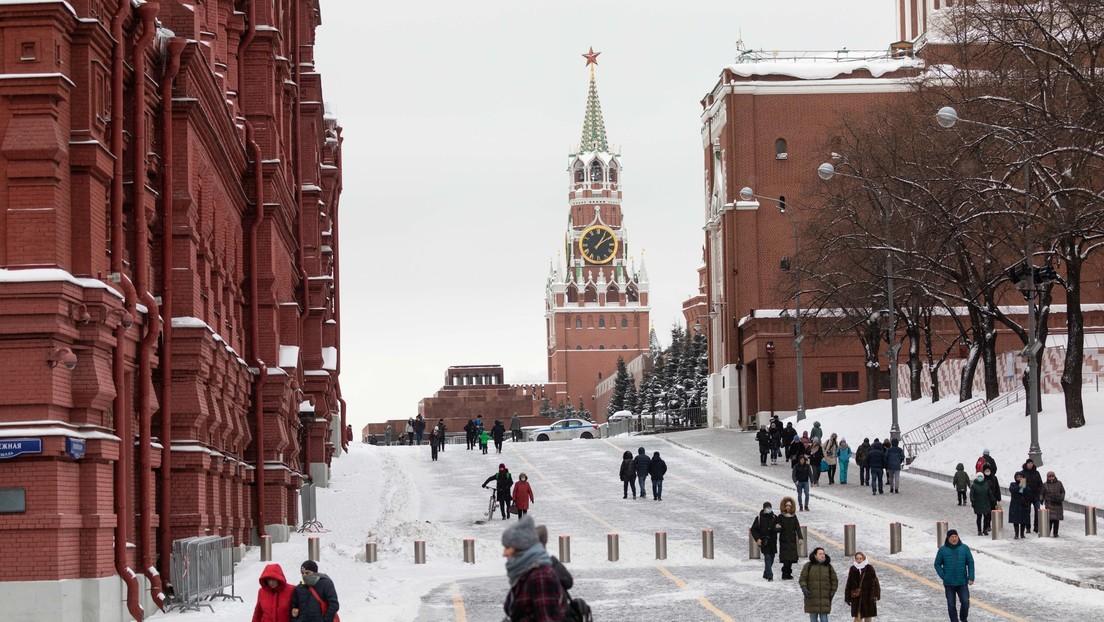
[66, 437, 86, 460]
[0, 438, 43, 460]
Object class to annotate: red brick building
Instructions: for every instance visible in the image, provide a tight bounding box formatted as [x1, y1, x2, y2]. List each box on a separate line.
[545, 52, 650, 420]
[0, 0, 345, 619]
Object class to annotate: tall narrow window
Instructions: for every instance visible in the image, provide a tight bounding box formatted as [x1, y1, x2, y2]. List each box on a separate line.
[573, 160, 585, 183]
[598, 317, 606, 328]
[589, 160, 603, 182]
[575, 317, 582, 328]
[775, 138, 788, 160]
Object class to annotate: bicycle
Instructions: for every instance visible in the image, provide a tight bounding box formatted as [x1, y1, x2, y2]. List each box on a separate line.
[482, 486, 498, 523]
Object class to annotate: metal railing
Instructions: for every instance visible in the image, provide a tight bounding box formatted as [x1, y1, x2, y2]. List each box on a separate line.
[902, 389, 1025, 459]
[167, 535, 241, 612]
[603, 407, 707, 437]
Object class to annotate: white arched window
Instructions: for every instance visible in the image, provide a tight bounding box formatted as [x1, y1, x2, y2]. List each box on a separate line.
[608, 164, 619, 183]
[589, 160, 603, 183]
[573, 160, 585, 183]
[775, 138, 788, 160]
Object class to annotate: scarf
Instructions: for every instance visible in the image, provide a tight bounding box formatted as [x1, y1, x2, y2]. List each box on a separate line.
[852, 560, 868, 571]
[505, 545, 551, 586]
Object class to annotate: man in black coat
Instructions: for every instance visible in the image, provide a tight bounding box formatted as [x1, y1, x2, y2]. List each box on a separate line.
[756, 426, 771, 466]
[483, 463, 514, 519]
[782, 422, 798, 448]
[632, 447, 652, 499]
[768, 418, 784, 465]
[491, 420, 506, 454]
[413, 415, 426, 446]
[751, 502, 779, 581]
[648, 451, 667, 501]
[463, 419, 475, 450]
[290, 560, 339, 622]
[865, 439, 886, 495]
[1021, 459, 1044, 532]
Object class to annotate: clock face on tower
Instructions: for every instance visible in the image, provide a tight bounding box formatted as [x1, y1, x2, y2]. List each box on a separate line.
[579, 224, 618, 264]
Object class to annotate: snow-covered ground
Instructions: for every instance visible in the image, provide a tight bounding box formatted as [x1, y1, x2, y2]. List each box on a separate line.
[912, 391, 1104, 507]
[790, 394, 966, 448]
[191, 431, 1104, 621]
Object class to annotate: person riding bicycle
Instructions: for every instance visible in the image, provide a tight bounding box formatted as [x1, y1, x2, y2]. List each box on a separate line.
[483, 463, 514, 520]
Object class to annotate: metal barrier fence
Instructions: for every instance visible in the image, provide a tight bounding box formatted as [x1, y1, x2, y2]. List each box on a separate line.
[902, 390, 1024, 459]
[168, 535, 240, 612]
[603, 407, 707, 437]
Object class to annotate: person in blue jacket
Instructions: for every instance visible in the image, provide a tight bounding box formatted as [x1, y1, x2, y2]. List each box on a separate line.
[632, 447, 652, 499]
[865, 439, 886, 495]
[934, 529, 975, 622]
[886, 438, 906, 494]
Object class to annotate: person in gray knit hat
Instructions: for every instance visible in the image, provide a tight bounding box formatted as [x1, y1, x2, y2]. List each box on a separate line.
[501, 516, 567, 621]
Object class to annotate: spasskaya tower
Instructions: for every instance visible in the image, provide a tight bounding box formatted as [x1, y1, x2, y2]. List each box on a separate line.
[545, 48, 651, 420]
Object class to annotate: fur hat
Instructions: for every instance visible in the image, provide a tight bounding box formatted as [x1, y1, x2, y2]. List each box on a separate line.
[501, 515, 539, 550]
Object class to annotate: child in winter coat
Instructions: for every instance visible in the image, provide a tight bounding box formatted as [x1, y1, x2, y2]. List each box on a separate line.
[953, 463, 970, 505]
[479, 429, 490, 455]
[252, 563, 294, 622]
[511, 473, 534, 519]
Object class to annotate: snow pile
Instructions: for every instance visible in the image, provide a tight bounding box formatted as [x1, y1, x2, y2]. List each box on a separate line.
[279, 345, 299, 368]
[791, 395, 966, 447]
[911, 391, 1104, 507]
[727, 56, 923, 81]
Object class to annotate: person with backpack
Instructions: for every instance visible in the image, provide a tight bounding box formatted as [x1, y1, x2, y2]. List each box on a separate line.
[800, 547, 838, 622]
[648, 451, 667, 501]
[501, 516, 568, 622]
[750, 501, 778, 581]
[619, 451, 636, 499]
[483, 464, 514, 520]
[252, 563, 294, 622]
[290, 560, 339, 622]
[632, 447, 651, 499]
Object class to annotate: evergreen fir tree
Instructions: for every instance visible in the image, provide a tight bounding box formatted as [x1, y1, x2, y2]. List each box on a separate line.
[576, 398, 592, 422]
[608, 357, 630, 417]
[691, 331, 709, 407]
[638, 370, 655, 416]
[564, 401, 576, 419]
[624, 378, 638, 414]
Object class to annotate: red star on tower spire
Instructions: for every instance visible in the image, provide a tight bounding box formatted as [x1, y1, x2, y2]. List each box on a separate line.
[582, 47, 601, 67]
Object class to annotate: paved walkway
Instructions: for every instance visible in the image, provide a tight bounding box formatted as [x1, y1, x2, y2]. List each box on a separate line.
[663, 428, 1104, 589]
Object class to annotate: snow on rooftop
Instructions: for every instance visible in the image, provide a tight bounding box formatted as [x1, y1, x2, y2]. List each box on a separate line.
[299, 400, 314, 413]
[727, 55, 923, 81]
[279, 345, 299, 368]
[0, 268, 124, 300]
[322, 346, 337, 371]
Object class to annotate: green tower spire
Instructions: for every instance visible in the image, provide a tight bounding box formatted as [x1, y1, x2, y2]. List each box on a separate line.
[579, 47, 609, 153]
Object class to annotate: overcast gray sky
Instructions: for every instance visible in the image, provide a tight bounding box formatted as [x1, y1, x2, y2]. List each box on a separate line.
[314, 1, 894, 428]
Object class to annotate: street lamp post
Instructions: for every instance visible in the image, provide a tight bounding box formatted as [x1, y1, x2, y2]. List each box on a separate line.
[816, 163, 901, 441]
[740, 187, 806, 422]
[936, 106, 1044, 466]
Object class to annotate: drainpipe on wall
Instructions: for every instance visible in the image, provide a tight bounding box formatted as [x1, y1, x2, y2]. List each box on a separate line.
[109, 0, 143, 618]
[130, 1, 166, 609]
[156, 34, 187, 590]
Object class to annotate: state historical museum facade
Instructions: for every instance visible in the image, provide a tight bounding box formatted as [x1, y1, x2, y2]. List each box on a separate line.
[0, 1, 346, 619]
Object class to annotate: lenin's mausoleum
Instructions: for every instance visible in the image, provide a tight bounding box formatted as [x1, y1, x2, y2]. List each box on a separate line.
[0, 0, 346, 619]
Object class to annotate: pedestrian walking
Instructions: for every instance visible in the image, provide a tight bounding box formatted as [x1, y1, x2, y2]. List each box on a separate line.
[464, 419, 475, 450]
[952, 464, 969, 506]
[252, 563, 294, 622]
[290, 560, 339, 622]
[1041, 471, 1065, 537]
[429, 428, 439, 461]
[510, 413, 523, 443]
[775, 497, 803, 580]
[809, 440, 825, 487]
[983, 466, 1002, 512]
[405, 419, 414, 446]
[837, 439, 852, 485]
[789, 437, 807, 466]
[1021, 458, 1043, 533]
[492, 420, 506, 454]
[969, 471, 993, 535]
[866, 439, 885, 495]
[483, 464, 514, 520]
[793, 455, 812, 511]
[757, 425, 771, 466]
[856, 439, 870, 486]
[810, 421, 824, 442]
[500, 516, 568, 622]
[619, 451, 636, 499]
[769, 415, 784, 465]
[934, 529, 974, 622]
[1009, 472, 1034, 539]
[633, 447, 651, 499]
[384, 423, 393, 446]
[824, 434, 839, 485]
[436, 420, 446, 451]
[649, 451, 667, 501]
[801, 431, 813, 451]
[800, 547, 838, 622]
[975, 450, 996, 477]
[881, 439, 892, 484]
[479, 428, 490, 454]
[886, 439, 905, 494]
[414, 415, 426, 446]
[512, 473, 534, 519]
[751, 502, 778, 581]
[783, 421, 798, 448]
[844, 551, 880, 621]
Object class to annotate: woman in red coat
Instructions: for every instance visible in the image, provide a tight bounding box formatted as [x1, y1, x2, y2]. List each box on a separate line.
[252, 563, 295, 622]
[512, 473, 535, 519]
